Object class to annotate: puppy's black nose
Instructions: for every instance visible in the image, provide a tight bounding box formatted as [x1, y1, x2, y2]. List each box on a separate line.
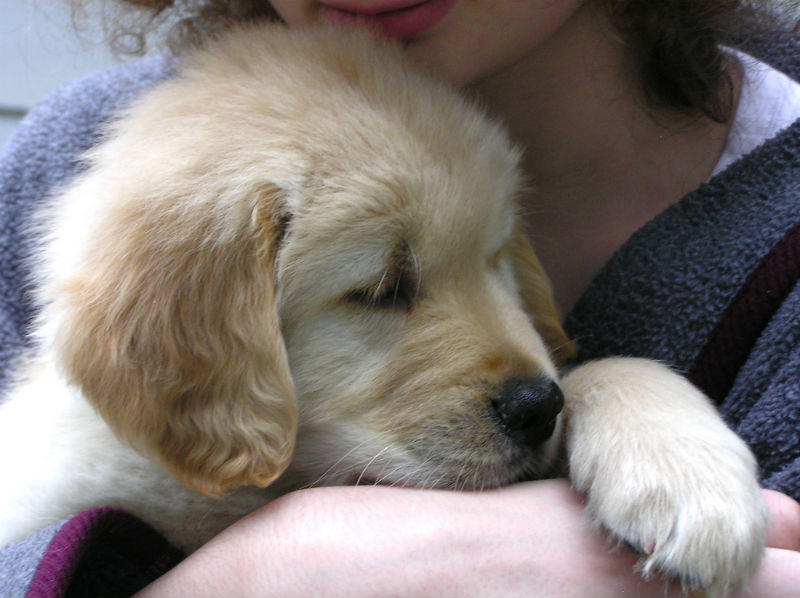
[492, 376, 564, 447]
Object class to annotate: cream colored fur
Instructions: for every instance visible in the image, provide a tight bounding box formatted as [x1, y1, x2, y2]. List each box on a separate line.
[0, 23, 765, 596]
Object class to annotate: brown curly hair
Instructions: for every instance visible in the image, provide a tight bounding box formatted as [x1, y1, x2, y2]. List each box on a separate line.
[72, 0, 795, 122]
[598, 0, 789, 122]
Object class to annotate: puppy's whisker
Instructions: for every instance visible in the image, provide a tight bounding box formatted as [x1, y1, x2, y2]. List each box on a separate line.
[550, 339, 578, 359]
[374, 462, 405, 486]
[469, 466, 482, 492]
[392, 276, 402, 308]
[410, 452, 440, 488]
[454, 460, 471, 491]
[414, 450, 450, 490]
[428, 454, 457, 489]
[372, 452, 409, 484]
[355, 445, 392, 486]
[391, 458, 429, 488]
[431, 455, 457, 489]
[426, 471, 447, 491]
[516, 201, 560, 220]
[376, 268, 390, 295]
[307, 438, 373, 488]
[424, 461, 448, 490]
[408, 243, 422, 301]
[373, 465, 397, 486]
[376, 455, 425, 487]
[389, 465, 417, 488]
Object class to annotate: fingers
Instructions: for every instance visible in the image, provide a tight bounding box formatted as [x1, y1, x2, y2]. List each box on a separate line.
[736, 548, 800, 598]
[763, 490, 800, 551]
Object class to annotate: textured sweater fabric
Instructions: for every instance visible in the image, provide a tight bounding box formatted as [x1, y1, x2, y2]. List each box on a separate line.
[564, 32, 800, 497]
[1, 33, 799, 597]
[0, 55, 172, 393]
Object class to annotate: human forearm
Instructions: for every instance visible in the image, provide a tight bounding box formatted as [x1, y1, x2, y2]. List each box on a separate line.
[136, 480, 800, 598]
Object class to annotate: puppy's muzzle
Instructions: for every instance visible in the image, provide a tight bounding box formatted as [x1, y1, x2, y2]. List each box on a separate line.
[491, 376, 564, 447]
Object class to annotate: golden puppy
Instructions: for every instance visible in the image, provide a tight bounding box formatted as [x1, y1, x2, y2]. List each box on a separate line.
[0, 23, 765, 596]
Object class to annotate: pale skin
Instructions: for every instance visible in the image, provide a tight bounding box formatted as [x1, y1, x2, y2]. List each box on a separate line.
[137, 481, 800, 597]
[138, 0, 800, 595]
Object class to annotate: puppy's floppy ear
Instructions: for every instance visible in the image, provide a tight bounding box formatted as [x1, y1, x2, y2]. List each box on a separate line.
[53, 182, 296, 496]
[510, 226, 577, 368]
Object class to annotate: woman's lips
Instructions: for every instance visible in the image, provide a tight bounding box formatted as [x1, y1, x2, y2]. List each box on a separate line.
[320, 0, 458, 40]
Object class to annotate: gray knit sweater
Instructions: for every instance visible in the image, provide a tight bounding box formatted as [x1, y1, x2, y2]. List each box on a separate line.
[0, 33, 798, 597]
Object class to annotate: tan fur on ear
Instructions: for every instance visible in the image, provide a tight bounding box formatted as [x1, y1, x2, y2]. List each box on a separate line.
[53, 183, 296, 496]
[510, 226, 577, 368]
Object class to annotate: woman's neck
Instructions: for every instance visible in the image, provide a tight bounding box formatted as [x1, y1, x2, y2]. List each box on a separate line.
[469, 3, 737, 313]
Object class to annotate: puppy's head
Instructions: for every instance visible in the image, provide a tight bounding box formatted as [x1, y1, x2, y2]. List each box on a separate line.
[41, 23, 575, 495]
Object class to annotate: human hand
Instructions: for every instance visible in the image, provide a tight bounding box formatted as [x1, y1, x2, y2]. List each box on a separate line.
[741, 489, 800, 598]
[135, 479, 800, 597]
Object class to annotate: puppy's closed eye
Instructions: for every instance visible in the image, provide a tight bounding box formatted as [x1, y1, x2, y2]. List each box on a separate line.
[345, 271, 418, 312]
[344, 241, 421, 312]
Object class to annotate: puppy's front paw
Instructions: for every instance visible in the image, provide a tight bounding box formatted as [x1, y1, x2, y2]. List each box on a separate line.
[562, 359, 767, 597]
[583, 451, 765, 596]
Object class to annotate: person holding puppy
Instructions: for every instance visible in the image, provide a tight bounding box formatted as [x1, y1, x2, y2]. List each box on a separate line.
[1, 1, 799, 596]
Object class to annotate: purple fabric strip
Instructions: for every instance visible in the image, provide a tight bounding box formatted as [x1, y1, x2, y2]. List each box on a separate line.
[689, 219, 800, 403]
[26, 508, 114, 598]
[26, 507, 183, 598]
